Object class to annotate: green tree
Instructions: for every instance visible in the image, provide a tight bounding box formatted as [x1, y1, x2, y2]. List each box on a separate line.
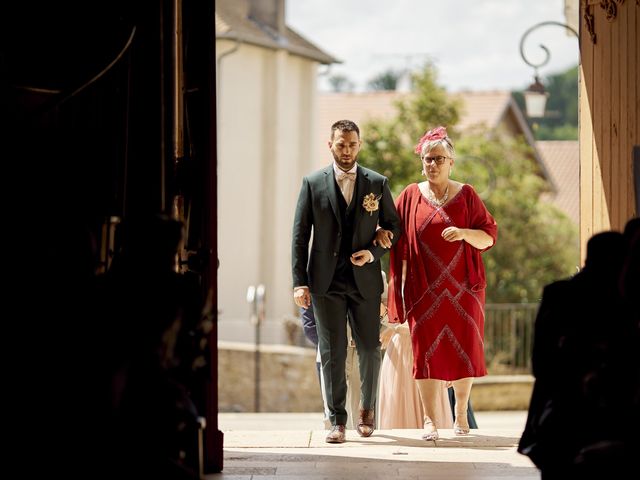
[454, 131, 579, 302]
[531, 122, 578, 140]
[328, 74, 354, 93]
[358, 64, 578, 302]
[366, 69, 402, 91]
[358, 63, 459, 196]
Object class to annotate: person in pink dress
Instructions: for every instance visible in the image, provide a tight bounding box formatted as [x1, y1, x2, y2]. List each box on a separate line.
[386, 126, 497, 441]
[378, 318, 453, 430]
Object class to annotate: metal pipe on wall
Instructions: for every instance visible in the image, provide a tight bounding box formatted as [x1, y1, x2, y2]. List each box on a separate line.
[172, 0, 185, 223]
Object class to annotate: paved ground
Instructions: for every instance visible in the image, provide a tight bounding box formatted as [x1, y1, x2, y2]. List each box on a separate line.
[207, 411, 539, 479]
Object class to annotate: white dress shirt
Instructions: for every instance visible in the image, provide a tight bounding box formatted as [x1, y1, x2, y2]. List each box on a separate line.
[333, 163, 357, 205]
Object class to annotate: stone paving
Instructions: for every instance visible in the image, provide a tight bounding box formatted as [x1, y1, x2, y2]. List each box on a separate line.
[207, 412, 540, 479]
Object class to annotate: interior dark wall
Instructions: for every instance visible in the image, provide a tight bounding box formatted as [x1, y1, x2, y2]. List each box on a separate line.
[2, 0, 220, 475]
[3, 1, 162, 222]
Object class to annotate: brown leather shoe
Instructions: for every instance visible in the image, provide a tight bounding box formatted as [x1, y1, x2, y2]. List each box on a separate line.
[325, 424, 346, 443]
[357, 408, 375, 437]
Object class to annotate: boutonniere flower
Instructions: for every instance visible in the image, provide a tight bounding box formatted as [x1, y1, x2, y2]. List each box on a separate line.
[362, 193, 382, 216]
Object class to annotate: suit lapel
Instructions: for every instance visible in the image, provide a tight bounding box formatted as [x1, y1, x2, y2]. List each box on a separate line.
[352, 166, 370, 233]
[324, 166, 341, 225]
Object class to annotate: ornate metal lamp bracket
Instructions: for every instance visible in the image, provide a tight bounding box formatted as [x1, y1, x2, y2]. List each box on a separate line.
[519, 21, 579, 77]
[600, 0, 625, 21]
[583, 1, 597, 44]
[584, 0, 636, 45]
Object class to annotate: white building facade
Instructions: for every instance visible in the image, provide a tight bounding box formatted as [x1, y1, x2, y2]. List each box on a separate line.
[216, 0, 336, 343]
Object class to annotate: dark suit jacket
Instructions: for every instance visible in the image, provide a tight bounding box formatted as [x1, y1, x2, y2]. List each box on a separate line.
[292, 164, 401, 299]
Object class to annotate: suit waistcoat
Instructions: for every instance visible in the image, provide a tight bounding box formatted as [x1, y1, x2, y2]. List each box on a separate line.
[333, 178, 358, 281]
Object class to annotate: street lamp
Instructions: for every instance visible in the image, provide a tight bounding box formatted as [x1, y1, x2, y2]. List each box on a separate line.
[519, 21, 579, 118]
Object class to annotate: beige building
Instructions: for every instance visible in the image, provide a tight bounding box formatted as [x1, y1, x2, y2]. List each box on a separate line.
[216, 0, 337, 343]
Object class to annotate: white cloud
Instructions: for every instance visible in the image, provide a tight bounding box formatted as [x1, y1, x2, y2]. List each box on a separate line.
[286, 0, 579, 92]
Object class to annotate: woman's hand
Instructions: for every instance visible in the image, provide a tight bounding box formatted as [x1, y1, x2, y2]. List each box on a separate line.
[442, 226, 466, 242]
[373, 228, 394, 248]
[443, 226, 494, 249]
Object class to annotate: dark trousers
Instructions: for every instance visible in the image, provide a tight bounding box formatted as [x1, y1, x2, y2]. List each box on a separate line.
[312, 270, 381, 426]
[447, 387, 478, 428]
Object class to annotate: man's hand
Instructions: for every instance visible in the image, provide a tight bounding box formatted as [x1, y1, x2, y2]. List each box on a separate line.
[350, 250, 371, 266]
[293, 286, 311, 308]
[373, 228, 394, 248]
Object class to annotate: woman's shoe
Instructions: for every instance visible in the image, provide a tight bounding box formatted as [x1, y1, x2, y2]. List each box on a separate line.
[422, 420, 439, 441]
[454, 419, 470, 435]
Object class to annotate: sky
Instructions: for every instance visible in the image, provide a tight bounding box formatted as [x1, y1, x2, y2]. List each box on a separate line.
[286, 0, 580, 93]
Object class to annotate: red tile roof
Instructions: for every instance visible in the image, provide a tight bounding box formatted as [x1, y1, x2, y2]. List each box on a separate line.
[317, 91, 404, 144]
[536, 140, 580, 224]
[453, 91, 513, 131]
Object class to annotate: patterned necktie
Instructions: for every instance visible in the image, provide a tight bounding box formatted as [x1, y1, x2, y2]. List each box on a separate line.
[336, 171, 356, 204]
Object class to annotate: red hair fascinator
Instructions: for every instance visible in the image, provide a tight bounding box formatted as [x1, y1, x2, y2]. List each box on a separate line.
[414, 126, 448, 154]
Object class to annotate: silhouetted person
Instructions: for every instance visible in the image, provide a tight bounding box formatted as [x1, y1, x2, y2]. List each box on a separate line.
[31, 220, 104, 477]
[98, 214, 203, 479]
[619, 217, 640, 457]
[519, 230, 635, 479]
[620, 218, 640, 325]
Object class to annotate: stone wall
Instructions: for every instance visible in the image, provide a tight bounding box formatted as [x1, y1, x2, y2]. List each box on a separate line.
[218, 342, 534, 412]
[471, 375, 534, 411]
[219, 341, 323, 412]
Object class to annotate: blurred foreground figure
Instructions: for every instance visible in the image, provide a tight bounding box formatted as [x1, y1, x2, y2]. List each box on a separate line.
[98, 214, 205, 479]
[519, 225, 639, 479]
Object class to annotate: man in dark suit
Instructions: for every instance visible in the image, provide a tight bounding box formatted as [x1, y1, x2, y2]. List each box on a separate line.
[292, 119, 401, 443]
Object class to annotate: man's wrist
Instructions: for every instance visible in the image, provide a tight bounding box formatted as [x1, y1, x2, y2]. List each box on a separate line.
[367, 250, 374, 263]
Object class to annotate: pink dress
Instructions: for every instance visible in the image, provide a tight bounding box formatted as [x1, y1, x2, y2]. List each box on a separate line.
[377, 324, 453, 429]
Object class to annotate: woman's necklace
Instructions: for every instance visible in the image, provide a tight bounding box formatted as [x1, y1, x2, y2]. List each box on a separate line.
[427, 183, 449, 206]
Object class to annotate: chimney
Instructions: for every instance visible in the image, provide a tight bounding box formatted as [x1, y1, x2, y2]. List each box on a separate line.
[248, 0, 285, 37]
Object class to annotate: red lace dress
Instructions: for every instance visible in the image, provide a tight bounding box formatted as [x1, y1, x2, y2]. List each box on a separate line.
[388, 183, 497, 380]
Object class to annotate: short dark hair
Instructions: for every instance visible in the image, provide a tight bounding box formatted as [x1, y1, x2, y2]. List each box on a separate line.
[584, 231, 625, 275]
[331, 119, 360, 140]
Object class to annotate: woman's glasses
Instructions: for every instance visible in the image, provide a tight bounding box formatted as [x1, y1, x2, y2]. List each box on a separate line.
[422, 155, 449, 165]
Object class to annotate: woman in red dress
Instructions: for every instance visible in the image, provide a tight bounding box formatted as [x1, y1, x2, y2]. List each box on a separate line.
[387, 126, 497, 441]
